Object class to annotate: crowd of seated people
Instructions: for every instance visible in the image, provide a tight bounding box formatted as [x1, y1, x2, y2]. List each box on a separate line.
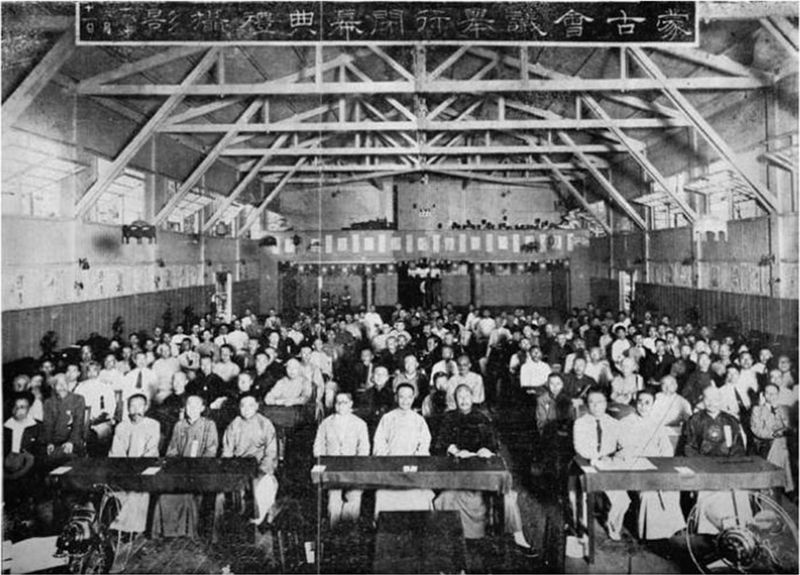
[3, 299, 797, 551]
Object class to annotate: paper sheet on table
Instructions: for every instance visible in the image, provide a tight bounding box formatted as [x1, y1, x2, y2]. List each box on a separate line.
[141, 466, 161, 475]
[49, 466, 72, 475]
[593, 458, 657, 471]
[674, 466, 696, 475]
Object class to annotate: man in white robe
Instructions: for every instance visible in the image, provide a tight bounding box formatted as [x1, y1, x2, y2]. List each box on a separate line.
[313, 392, 370, 526]
[619, 390, 686, 540]
[372, 383, 434, 516]
[221, 394, 278, 529]
[110, 394, 160, 535]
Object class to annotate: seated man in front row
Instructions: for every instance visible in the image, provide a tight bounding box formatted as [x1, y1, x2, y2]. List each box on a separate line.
[220, 394, 278, 531]
[109, 394, 160, 539]
[372, 383, 435, 516]
[433, 384, 535, 553]
[680, 385, 750, 535]
[313, 392, 370, 527]
[573, 388, 630, 541]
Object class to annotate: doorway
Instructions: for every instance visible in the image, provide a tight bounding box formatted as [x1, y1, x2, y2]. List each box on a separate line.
[214, 271, 232, 322]
[618, 270, 637, 314]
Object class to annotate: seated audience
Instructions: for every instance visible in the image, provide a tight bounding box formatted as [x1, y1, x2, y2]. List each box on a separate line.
[313, 392, 370, 527]
[43, 374, 86, 463]
[750, 383, 794, 494]
[433, 384, 534, 552]
[264, 358, 312, 406]
[573, 388, 629, 540]
[446, 355, 485, 411]
[153, 393, 219, 538]
[221, 394, 278, 526]
[110, 394, 160, 537]
[618, 391, 685, 540]
[372, 383, 434, 516]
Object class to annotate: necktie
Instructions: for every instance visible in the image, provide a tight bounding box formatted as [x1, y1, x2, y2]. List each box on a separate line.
[771, 406, 777, 415]
[100, 396, 105, 410]
[596, 419, 603, 454]
[136, 371, 143, 389]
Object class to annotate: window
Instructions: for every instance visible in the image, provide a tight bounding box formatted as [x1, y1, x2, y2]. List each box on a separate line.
[1, 139, 87, 218]
[88, 158, 146, 225]
[163, 179, 212, 233]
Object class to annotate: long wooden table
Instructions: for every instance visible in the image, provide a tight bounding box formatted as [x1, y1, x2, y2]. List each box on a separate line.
[310, 455, 513, 492]
[310, 455, 513, 571]
[572, 455, 787, 563]
[47, 457, 259, 493]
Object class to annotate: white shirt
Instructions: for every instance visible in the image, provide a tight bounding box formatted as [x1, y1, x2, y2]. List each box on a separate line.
[226, 329, 250, 353]
[4, 416, 37, 453]
[445, 372, 485, 410]
[573, 413, 622, 460]
[373, 409, 431, 456]
[520, 360, 552, 388]
[122, 367, 158, 401]
[74, 378, 117, 419]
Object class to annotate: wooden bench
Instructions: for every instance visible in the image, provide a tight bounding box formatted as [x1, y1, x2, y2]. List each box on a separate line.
[373, 511, 466, 574]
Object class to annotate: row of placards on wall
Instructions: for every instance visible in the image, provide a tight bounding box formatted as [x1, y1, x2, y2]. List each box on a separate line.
[2, 262, 237, 311]
[271, 230, 590, 258]
[649, 261, 776, 296]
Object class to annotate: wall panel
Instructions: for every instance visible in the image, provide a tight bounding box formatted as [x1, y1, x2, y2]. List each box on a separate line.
[636, 282, 798, 340]
[0, 283, 255, 362]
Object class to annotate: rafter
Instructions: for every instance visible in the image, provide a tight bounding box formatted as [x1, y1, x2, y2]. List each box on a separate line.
[652, 45, 773, 82]
[429, 45, 472, 80]
[628, 46, 778, 213]
[152, 97, 262, 225]
[78, 46, 208, 89]
[2, 26, 76, 131]
[165, 98, 243, 125]
[426, 168, 580, 187]
[202, 134, 290, 232]
[239, 158, 307, 236]
[558, 131, 647, 229]
[75, 48, 220, 218]
[76, 75, 766, 97]
[580, 95, 698, 222]
[161, 117, 689, 134]
[367, 46, 415, 81]
[222, 143, 631, 157]
[255, 161, 594, 173]
[759, 17, 799, 56]
[540, 155, 611, 235]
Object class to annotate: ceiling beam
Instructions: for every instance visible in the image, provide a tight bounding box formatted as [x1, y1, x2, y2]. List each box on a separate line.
[75, 48, 220, 218]
[239, 158, 307, 236]
[759, 17, 799, 56]
[367, 46, 415, 81]
[2, 26, 76, 131]
[652, 45, 774, 82]
[78, 46, 208, 89]
[541, 155, 611, 235]
[76, 76, 766, 97]
[222, 143, 631, 157]
[580, 95, 698, 222]
[165, 98, 243, 125]
[429, 45, 472, 80]
[426, 168, 579, 188]
[628, 47, 778, 214]
[152, 97, 262, 225]
[202, 134, 290, 232]
[558, 131, 647, 229]
[255, 161, 594, 173]
[160, 117, 690, 134]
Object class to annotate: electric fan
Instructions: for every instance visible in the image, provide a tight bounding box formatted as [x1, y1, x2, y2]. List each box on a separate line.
[685, 490, 798, 574]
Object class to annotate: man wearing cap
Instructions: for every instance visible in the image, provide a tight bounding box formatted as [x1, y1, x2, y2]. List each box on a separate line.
[4, 392, 41, 504]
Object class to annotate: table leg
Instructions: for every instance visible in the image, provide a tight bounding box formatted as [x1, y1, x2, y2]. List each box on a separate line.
[586, 492, 596, 564]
